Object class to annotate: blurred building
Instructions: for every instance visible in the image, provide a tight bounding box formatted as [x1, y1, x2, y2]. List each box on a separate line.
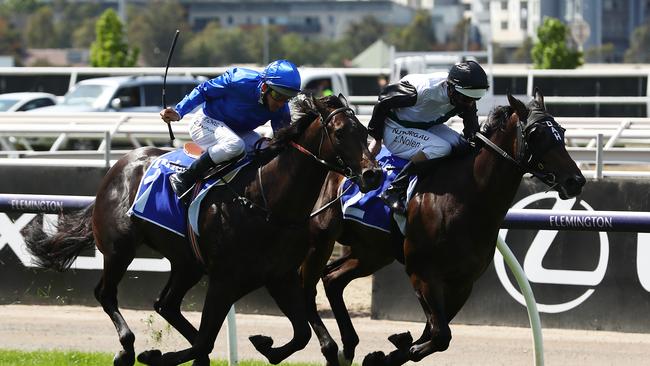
[480, 0, 650, 62]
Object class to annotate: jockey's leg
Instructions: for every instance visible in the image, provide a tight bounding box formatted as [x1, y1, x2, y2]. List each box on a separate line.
[170, 118, 246, 200]
[379, 150, 426, 214]
[170, 151, 217, 199]
[379, 160, 414, 214]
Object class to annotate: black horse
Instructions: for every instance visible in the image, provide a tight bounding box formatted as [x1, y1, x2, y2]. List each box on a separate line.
[25, 94, 382, 366]
[296, 90, 586, 365]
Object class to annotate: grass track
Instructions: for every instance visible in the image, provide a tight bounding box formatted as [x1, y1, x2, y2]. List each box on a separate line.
[0, 349, 326, 366]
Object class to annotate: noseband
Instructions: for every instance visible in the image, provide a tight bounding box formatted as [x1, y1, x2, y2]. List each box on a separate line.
[475, 109, 565, 188]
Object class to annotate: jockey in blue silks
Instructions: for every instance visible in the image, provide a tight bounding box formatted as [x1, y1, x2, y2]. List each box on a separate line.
[160, 59, 302, 200]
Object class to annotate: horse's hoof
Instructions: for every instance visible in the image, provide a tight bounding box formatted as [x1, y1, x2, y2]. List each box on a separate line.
[137, 349, 162, 366]
[338, 349, 353, 366]
[249, 334, 274, 352]
[388, 331, 413, 350]
[113, 349, 135, 366]
[362, 351, 388, 366]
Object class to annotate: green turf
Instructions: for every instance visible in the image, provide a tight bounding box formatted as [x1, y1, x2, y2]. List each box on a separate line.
[0, 349, 327, 366]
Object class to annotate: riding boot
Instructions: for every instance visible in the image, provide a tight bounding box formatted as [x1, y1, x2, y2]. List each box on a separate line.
[380, 161, 414, 215]
[169, 152, 217, 201]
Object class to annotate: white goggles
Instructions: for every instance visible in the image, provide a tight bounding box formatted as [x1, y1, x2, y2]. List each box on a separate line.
[454, 85, 488, 99]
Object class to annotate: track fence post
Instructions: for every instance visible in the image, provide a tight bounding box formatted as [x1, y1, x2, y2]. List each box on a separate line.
[496, 235, 544, 366]
[226, 305, 238, 365]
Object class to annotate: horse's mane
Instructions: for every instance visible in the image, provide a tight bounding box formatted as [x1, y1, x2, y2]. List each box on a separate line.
[253, 93, 345, 163]
[481, 105, 514, 136]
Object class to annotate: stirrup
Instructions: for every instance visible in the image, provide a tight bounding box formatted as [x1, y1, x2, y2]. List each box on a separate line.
[169, 174, 195, 202]
[380, 190, 406, 214]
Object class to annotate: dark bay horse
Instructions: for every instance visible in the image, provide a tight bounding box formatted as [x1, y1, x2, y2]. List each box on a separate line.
[24, 94, 382, 366]
[298, 90, 586, 366]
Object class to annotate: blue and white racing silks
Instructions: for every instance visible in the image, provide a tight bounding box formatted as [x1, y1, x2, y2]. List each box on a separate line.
[174, 67, 291, 133]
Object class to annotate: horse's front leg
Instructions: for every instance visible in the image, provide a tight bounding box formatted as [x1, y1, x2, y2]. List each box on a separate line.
[137, 279, 230, 366]
[407, 282, 473, 362]
[153, 264, 206, 365]
[300, 238, 342, 366]
[249, 271, 312, 364]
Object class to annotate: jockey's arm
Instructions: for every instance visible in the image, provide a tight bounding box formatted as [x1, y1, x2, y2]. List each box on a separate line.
[367, 80, 417, 141]
[459, 103, 480, 139]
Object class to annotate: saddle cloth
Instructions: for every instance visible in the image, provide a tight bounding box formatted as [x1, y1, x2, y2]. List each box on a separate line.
[128, 148, 250, 237]
[340, 147, 417, 235]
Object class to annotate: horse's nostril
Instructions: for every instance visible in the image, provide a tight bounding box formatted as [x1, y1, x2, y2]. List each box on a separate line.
[565, 174, 586, 195]
[361, 168, 383, 189]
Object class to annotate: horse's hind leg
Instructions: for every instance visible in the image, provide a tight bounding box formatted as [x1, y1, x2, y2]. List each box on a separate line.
[250, 271, 312, 364]
[94, 239, 137, 366]
[153, 265, 206, 365]
[323, 251, 393, 364]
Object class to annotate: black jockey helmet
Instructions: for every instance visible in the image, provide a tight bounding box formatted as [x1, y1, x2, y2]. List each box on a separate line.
[447, 60, 489, 99]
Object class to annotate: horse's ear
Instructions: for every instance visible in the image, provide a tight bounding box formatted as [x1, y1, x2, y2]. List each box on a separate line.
[337, 93, 349, 108]
[534, 87, 546, 111]
[507, 93, 529, 121]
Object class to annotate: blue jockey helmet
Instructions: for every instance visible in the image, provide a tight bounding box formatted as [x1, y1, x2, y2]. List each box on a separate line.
[262, 59, 301, 98]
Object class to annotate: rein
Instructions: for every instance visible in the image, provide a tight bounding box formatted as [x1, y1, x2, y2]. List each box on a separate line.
[221, 104, 364, 224]
[475, 115, 560, 188]
[288, 106, 359, 179]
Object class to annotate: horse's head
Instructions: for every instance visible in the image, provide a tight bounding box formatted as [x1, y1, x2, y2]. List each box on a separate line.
[290, 94, 382, 192]
[482, 90, 585, 199]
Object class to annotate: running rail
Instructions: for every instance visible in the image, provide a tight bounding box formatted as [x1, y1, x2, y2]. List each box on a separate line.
[3, 193, 650, 366]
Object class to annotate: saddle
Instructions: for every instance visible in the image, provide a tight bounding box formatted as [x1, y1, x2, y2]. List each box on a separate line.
[128, 143, 251, 239]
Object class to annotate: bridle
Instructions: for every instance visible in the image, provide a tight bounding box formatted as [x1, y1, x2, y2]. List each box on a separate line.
[474, 108, 566, 189]
[289, 106, 361, 180]
[245, 104, 366, 222]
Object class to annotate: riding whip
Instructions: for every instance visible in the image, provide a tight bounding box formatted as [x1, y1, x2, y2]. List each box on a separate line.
[162, 29, 180, 143]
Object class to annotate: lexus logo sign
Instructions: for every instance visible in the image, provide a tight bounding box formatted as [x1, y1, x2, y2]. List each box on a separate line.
[494, 191, 609, 313]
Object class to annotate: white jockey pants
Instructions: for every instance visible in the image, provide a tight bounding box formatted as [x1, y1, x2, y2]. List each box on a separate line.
[382, 118, 463, 160]
[188, 110, 261, 164]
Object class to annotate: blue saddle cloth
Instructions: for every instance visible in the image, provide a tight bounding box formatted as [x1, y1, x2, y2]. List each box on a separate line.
[340, 147, 415, 234]
[128, 149, 249, 237]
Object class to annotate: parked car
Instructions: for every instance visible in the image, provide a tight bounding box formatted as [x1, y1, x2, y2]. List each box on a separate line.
[0, 92, 58, 112]
[30, 75, 206, 113]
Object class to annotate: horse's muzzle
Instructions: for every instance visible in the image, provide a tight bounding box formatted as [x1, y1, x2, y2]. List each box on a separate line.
[358, 167, 383, 193]
[559, 173, 586, 199]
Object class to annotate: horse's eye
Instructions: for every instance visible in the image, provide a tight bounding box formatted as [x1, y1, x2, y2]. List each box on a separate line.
[334, 129, 344, 140]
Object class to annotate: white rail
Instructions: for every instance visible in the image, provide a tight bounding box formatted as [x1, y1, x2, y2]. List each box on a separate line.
[0, 112, 649, 175]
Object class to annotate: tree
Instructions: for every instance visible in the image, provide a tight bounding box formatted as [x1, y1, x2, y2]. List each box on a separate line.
[624, 24, 650, 63]
[341, 16, 386, 55]
[72, 18, 99, 48]
[25, 7, 58, 48]
[587, 43, 616, 63]
[398, 10, 437, 51]
[512, 37, 533, 63]
[90, 8, 139, 67]
[0, 16, 24, 65]
[55, 3, 101, 48]
[532, 17, 583, 69]
[447, 18, 482, 51]
[182, 22, 255, 66]
[126, 1, 190, 66]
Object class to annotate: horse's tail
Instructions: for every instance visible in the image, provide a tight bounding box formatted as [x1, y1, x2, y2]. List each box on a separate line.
[23, 203, 96, 272]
